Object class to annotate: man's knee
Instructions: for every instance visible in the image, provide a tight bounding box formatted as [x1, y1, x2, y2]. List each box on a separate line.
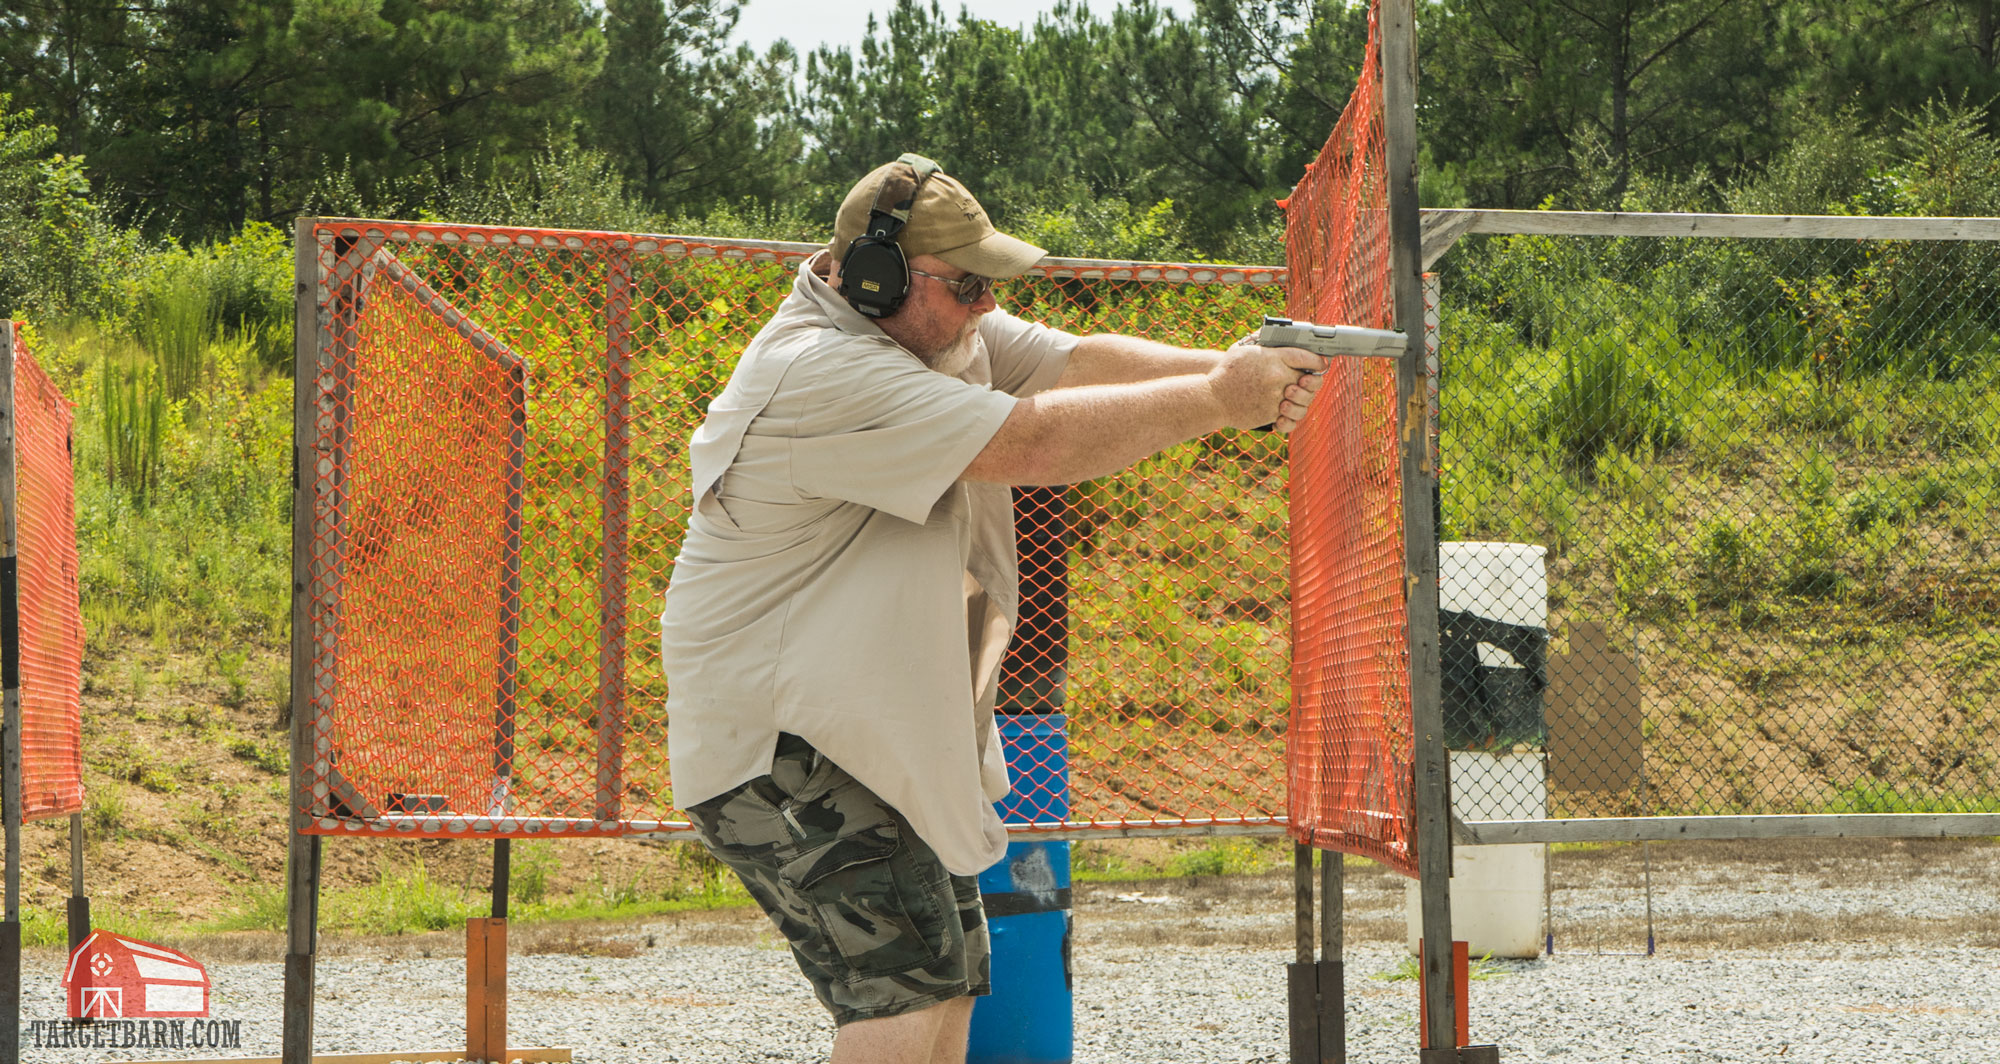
[832, 995, 974, 1064]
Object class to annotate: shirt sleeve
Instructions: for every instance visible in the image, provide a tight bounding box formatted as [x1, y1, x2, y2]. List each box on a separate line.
[783, 340, 1018, 525]
[981, 310, 1079, 397]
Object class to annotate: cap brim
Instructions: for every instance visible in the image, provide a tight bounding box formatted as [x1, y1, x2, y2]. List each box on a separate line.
[935, 231, 1046, 279]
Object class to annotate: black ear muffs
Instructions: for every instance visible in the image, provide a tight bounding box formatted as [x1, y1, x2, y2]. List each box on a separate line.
[840, 153, 940, 318]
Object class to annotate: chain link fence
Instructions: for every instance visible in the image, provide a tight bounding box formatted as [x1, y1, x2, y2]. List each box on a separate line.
[293, 219, 1293, 840]
[1428, 221, 2000, 826]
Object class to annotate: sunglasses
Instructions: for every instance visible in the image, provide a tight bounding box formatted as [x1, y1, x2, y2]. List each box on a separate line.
[909, 268, 995, 305]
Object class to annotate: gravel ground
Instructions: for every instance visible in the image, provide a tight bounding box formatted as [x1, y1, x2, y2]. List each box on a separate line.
[19, 838, 2000, 1063]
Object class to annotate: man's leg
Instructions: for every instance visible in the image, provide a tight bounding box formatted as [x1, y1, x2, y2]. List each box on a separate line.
[829, 995, 972, 1064]
[926, 995, 975, 1063]
[686, 737, 990, 1059]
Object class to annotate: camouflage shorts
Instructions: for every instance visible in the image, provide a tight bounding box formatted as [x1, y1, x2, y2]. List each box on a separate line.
[685, 733, 990, 1026]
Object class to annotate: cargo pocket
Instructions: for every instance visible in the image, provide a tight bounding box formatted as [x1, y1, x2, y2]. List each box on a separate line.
[779, 819, 945, 980]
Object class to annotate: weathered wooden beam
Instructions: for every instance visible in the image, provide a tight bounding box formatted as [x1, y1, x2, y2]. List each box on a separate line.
[1456, 813, 2000, 845]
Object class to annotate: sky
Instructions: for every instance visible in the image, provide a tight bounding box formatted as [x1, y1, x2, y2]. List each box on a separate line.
[731, 0, 1194, 58]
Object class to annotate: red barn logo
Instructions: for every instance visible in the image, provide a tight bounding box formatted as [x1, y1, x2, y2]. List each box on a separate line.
[62, 931, 209, 1019]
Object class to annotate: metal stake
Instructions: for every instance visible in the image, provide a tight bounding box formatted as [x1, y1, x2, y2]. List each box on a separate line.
[66, 811, 88, 957]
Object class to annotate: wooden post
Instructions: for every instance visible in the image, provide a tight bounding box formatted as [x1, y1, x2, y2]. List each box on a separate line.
[0, 319, 20, 1064]
[1287, 843, 1317, 1064]
[1319, 851, 1344, 1064]
[1380, 1, 1464, 1059]
[467, 917, 507, 1064]
[283, 218, 328, 1064]
[595, 248, 633, 823]
[467, 838, 511, 1063]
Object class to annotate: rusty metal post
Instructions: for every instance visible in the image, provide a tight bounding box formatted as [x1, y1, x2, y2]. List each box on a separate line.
[595, 247, 633, 823]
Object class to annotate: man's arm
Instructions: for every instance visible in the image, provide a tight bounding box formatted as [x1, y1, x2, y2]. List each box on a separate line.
[1051, 334, 1228, 389]
[962, 344, 1324, 486]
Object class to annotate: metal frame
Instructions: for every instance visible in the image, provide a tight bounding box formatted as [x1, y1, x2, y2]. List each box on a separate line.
[281, 218, 1305, 1064]
[288, 223, 539, 1064]
[1458, 812, 2000, 845]
[1420, 208, 2000, 268]
[307, 219, 1288, 286]
[288, 216, 1296, 841]
[1422, 206, 2000, 851]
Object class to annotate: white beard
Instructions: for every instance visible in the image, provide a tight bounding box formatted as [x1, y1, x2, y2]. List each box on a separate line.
[926, 328, 981, 378]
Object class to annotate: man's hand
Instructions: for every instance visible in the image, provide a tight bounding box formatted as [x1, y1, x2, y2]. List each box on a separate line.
[1208, 344, 1327, 433]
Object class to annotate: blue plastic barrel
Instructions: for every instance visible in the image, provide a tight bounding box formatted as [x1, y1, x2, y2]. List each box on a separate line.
[968, 713, 1072, 1064]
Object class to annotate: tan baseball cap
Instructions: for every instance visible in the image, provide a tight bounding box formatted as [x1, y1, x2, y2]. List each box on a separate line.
[831, 158, 1046, 279]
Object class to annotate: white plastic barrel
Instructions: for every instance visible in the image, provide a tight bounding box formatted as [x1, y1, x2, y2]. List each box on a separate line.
[1405, 542, 1549, 958]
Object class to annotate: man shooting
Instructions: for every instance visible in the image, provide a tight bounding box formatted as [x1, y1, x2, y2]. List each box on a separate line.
[660, 153, 1328, 1063]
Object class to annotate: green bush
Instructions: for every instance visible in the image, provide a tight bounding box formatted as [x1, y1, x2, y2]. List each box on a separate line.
[207, 222, 295, 370]
[128, 224, 294, 389]
[1779, 450, 1847, 598]
[99, 354, 166, 509]
[133, 266, 215, 402]
[1536, 330, 1683, 464]
[1014, 193, 1195, 262]
[72, 319, 291, 646]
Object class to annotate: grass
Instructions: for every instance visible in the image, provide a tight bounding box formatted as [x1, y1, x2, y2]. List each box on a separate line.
[132, 264, 217, 403]
[1823, 779, 2000, 815]
[1166, 838, 1284, 877]
[46, 315, 293, 655]
[1371, 951, 1508, 983]
[1072, 837, 1362, 882]
[192, 843, 754, 938]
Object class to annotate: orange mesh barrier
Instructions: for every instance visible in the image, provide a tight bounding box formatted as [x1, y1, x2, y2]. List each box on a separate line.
[7, 322, 86, 822]
[296, 221, 1291, 838]
[1280, 2, 1421, 876]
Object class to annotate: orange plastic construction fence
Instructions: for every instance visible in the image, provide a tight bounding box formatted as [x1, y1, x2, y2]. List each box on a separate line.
[294, 220, 1295, 839]
[1280, 0, 1421, 877]
[5, 322, 86, 823]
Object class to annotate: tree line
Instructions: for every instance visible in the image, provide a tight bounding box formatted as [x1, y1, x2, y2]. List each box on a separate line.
[1, 0, 1997, 259]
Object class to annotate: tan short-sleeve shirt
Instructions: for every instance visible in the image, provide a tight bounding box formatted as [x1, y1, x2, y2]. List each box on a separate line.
[660, 254, 1076, 875]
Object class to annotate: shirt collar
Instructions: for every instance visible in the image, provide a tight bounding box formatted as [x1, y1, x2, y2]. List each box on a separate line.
[797, 250, 894, 341]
